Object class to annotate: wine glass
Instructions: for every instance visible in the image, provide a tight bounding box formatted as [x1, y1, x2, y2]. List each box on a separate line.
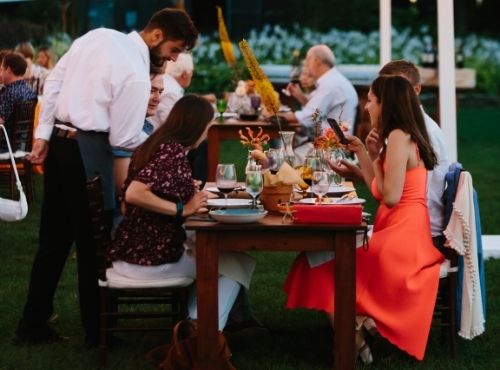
[303, 154, 322, 196]
[265, 148, 284, 174]
[216, 99, 228, 122]
[245, 169, 263, 209]
[215, 163, 237, 207]
[250, 95, 261, 115]
[311, 171, 330, 204]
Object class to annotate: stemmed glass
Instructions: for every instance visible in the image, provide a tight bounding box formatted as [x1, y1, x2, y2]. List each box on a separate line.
[311, 171, 330, 204]
[302, 154, 322, 196]
[215, 163, 237, 207]
[324, 149, 346, 187]
[216, 99, 228, 122]
[265, 148, 284, 174]
[250, 95, 261, 115]
[245, 168, 263, 209]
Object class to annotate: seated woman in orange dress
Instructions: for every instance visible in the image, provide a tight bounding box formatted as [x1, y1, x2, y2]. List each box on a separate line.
[284, 75, 444, 363]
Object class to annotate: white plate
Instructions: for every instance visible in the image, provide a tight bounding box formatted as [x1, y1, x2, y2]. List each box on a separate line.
[209, 209, 267, 224]
[298, 197, 366, 205]
[207, 198, 252, 208]
[205, 186, 244, 193]
[294, 185, 355, 194]
[222, 112, 238, 118]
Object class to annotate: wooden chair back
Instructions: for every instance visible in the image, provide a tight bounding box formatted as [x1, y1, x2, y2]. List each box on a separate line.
[0, 99, 37, 203]
[86, 174, 111, 282]
[85, 174, 191, 367]
[1, 99, 37, 153]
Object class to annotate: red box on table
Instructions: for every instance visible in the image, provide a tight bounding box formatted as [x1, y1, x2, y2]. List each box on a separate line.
[292, 204, 363, 224]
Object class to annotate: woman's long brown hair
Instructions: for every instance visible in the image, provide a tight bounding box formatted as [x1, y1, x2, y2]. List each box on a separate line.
[130, 94, 214, 173]
[371, 75, 437, 170]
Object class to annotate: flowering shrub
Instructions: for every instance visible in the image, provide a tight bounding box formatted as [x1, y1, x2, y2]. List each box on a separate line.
[191, 25, 500, 95]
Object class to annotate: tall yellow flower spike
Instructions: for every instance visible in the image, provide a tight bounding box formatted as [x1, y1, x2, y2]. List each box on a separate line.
[217, 6, 236, 67]
[238, 39, 280, 116]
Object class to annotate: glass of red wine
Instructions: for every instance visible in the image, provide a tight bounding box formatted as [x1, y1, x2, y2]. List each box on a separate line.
[215, 163, 238, 207]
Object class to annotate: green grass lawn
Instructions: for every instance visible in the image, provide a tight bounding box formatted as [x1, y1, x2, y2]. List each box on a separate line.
[1, 105, 499, 369]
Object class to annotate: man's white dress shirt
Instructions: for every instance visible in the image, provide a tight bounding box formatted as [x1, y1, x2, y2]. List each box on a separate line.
[36, 29, 150, 149]
[147, 74, 184, 130]
[295, 67, 358, 134]
[423, 110, 450, 236]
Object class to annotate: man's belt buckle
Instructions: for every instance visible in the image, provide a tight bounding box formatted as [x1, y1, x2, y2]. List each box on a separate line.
[54, 127, 77, 139]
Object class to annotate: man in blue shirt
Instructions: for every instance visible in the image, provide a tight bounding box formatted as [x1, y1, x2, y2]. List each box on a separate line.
[0, 52, 37, 152]
[0, 52, 37, 125]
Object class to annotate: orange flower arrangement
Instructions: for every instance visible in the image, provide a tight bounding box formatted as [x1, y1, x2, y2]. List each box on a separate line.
[314, 126, 349, 150]
[238, 126, 270, 151]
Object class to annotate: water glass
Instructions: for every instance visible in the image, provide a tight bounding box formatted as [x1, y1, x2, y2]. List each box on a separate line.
[216, 99, 227, 122]
[311, 171, 330, 204]
[245, 170, 263, 209]
[325, 149, 346, 187]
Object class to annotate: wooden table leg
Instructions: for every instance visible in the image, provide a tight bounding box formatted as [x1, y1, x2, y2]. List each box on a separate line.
[196, 232, 220, 369]
[207, 127, 221, 182]
[333, 231, 356, 370]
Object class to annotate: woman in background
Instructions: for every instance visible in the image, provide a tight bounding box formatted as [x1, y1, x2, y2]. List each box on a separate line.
[36, 47, 56, 70]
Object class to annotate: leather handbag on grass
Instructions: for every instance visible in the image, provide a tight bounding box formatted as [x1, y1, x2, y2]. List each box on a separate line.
[147, 320, 236, 370]
[0, 124, 28, 222]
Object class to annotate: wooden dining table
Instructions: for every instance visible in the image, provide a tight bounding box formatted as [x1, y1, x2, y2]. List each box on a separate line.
[185, 212, 367, 370]
[206, 117, 299, 181]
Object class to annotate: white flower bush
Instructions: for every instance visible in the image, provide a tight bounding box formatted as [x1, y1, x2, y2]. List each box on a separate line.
[192, 25, 500, 94]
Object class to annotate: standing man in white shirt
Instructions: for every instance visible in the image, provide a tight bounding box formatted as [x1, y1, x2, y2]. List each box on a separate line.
[278, 44, 359, 162]
[13, 8, 198, 347]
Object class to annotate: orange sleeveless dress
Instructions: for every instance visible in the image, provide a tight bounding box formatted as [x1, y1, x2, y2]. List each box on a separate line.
[284, 164, 444, 360]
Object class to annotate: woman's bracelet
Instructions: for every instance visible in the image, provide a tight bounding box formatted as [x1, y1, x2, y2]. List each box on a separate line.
[175, 202, 184, 221]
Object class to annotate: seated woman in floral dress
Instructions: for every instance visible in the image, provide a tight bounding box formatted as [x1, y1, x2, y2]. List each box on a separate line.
[107, 95, 254, 330]
[284, 75, 444, 363]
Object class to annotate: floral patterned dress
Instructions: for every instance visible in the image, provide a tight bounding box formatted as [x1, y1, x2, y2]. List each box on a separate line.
[107, 141, 194, 265]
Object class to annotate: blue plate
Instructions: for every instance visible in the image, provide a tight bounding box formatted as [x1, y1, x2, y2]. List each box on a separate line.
[209, 209, 267, 224]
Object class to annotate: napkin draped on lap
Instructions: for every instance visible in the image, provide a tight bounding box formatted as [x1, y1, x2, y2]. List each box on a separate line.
[292, 204, 362, 224]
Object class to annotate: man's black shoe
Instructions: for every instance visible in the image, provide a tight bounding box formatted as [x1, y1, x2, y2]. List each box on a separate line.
[12, 324, 63, 345]
[224, 314, 267, 333]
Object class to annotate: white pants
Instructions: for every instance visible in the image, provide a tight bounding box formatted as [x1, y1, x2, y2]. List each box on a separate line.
[112, 251, 241, 330]
[187, 275, 240, 331]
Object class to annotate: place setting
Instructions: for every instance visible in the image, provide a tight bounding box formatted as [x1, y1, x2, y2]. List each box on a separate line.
[207, 163, 267, 224]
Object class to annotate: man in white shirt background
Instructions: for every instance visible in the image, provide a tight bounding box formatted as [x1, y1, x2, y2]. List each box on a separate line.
[278, 44, 359, 162]
[13, 8, 198, 347]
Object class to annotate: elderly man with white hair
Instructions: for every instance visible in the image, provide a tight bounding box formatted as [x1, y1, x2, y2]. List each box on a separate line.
[148, 52, 215, 129]
[148, 52, 194, 129]
[279, 44, 358, 161]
